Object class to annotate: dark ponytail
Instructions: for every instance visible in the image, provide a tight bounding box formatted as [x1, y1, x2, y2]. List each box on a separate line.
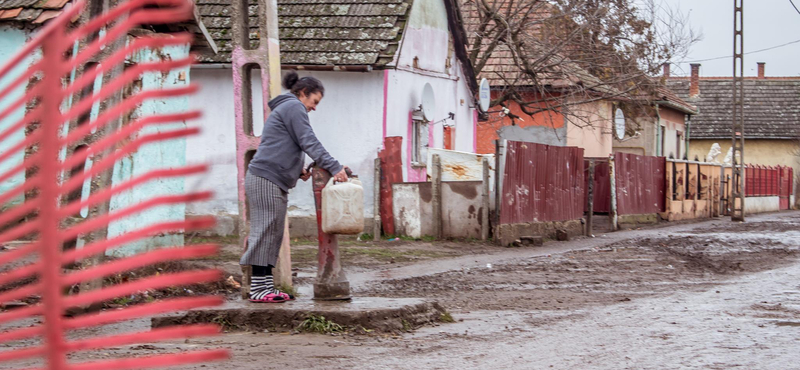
[282, 71, 325, 97]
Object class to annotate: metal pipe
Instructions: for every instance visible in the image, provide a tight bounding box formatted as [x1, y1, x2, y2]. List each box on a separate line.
[609, 155, 618, 231]
[373, 157, 381, 242]
[655, 103, 662, 156]
[432, 154, 442, 239]
[586, 159, 595, 236]
[481, 157, 490, 241]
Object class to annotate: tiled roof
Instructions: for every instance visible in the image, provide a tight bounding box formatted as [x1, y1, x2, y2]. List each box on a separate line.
[650, 84, 697, 115]
[0, 0, 212, 48]
[0, 0, 68, 24]
[194, 0, 410, 65]
[666, 77, 800, 140]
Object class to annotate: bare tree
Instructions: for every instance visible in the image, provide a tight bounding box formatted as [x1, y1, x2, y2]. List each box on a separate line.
[463, 0, 700, 128]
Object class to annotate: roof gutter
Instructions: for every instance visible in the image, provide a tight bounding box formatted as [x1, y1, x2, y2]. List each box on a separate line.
[191, 64, 374, 72]
[283, 65, 374, 72]
[654, 100, 699, 115]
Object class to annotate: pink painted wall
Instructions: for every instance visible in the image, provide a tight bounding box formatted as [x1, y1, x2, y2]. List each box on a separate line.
[566, 100, 613, 158]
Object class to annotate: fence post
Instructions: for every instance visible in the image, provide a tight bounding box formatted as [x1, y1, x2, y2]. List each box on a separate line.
[609, 155, 618, 231]
[481, 157, 490, 241]
[373, 157, 381, 241]
[432, 154, 443, 239]
[586, 159, 595, 236]
[494, 140, 503, 241]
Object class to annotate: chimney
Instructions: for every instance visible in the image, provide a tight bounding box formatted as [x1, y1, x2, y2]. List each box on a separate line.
[758, 62, 765, 79]
[663, 63, 670, 79]
[690, 63, 701, 97]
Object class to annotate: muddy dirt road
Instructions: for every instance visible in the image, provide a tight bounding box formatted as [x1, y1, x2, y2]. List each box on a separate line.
[3, 212, 800, 369]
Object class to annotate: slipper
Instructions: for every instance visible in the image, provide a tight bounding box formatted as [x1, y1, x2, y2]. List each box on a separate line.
[249, 293, 286, 303]
[276, 291, 295, 301]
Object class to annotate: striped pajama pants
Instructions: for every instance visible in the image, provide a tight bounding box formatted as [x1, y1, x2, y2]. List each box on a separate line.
[239, 171, 288, 267]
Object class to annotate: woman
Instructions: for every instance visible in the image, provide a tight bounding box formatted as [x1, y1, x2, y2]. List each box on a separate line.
[241, 71, 347, 303]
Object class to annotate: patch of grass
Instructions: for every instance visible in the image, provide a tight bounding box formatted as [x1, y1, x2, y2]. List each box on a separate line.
[196, 249, 240, 262]
[293, 245, 449, 266]
[297, 315, 343, 334]
[277, 284, 298, 297]
[401, 319, 412, 331]
[358, 233, 373, 241]
[337, 239, 372, 247]
[384, 235, 437, 242]
[439, 312, 455, 323]
[112, 296, 134, 306]
[291, 248, 318, 264]
[211, 315, 242, 331]
[188, 235, 240, 245]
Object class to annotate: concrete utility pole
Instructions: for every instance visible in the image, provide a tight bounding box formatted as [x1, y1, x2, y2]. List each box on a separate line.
[231, 0, 285, 298]
[731, 0, 746, 221]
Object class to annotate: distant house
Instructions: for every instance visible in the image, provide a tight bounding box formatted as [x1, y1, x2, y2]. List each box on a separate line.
[458, 0, 623, 158]
[473, 53, 623, 158]
[186, 0, 480, 234]
[666, 62, 800, 204]
[613, 65, 698, 158]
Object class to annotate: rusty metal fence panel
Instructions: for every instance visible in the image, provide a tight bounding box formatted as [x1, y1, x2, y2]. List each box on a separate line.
[614, 153, 666, 215]
[500, 141, 584, 224]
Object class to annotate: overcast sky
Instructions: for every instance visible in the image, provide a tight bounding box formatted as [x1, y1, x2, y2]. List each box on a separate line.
[663, 0, 800, 77]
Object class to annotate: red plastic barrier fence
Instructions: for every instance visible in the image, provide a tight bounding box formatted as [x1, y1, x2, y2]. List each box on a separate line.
[0, 1, 228, 369]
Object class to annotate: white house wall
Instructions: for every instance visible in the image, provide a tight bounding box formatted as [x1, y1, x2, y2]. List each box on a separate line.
[186, 68, 241, 217]
[187, 68, 384, 220]
[385, 68, 476, 182]
[287, 70, 384, 218]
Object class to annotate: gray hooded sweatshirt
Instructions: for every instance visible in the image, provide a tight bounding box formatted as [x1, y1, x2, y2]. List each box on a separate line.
[248, 93, 343, 192]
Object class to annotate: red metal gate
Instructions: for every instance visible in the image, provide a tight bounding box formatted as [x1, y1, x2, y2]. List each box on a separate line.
[614, 153, 666, 215]
[500, 141, 584, 224]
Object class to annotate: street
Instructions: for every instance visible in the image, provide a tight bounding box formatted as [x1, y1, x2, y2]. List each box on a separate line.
[3, 211, 800, 369]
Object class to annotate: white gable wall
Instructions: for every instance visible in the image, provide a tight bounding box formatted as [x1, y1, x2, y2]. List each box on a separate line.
[386, 0, 477, 181]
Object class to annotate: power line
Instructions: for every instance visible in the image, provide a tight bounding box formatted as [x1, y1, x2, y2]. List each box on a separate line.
[682, 38, 800, 63]
[791, 0, 800, 15]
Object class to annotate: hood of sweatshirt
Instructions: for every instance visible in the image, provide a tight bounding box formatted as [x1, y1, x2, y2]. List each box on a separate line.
[268, 93, 298, 111]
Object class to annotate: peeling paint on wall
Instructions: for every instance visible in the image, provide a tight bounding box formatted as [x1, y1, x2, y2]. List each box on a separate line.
[106, 43, 191, 256]
[0, 26, 32, 211]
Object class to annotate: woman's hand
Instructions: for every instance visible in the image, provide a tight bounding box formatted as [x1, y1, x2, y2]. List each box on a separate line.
[333, 167, 349, 183]
[300, 168, 311, 181]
